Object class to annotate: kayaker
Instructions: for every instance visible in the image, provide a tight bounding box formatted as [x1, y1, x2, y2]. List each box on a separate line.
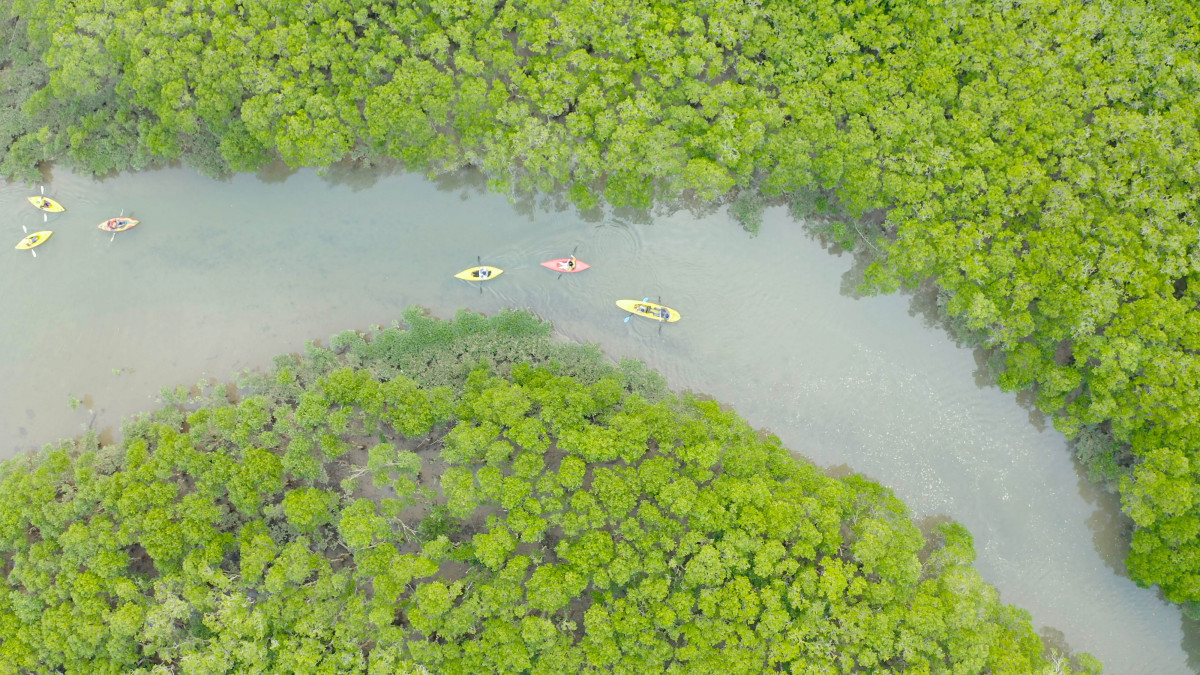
[566, 255, 577, 270]
[477, 267, 491, 279]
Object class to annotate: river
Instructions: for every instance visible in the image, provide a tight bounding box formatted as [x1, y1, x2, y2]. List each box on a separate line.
[1, 165, 1195, 674]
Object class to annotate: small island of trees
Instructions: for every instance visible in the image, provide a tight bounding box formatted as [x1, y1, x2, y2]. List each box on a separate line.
[0, 309, 1098, 673]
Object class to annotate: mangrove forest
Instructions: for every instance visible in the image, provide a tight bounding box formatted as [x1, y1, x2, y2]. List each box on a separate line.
[0, 309, 1099, 673]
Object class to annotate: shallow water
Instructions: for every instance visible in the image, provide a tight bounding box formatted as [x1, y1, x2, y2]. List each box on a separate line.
[0, 165, 1194, 673]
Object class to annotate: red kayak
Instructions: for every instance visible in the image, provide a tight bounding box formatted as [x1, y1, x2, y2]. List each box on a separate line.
[541, 258, 590, 273]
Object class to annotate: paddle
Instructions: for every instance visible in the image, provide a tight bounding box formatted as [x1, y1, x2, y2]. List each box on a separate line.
[658, 295, 664, 334]
[22, 233, 38, 258]
[32, 189, 42, 254]
[109, 210, 125, 243]
[625, 297, 650, 323]
[25, 188, 42, 253]
[556, 245, 580, 280]
[477, 255, 483, 294]
[26, 187, 40, 231]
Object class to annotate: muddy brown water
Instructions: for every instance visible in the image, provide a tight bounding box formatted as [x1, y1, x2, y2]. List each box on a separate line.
[1, 165, 1196, 673]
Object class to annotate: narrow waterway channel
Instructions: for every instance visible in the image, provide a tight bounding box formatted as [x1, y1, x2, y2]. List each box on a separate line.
[1, 165, 1195, 674]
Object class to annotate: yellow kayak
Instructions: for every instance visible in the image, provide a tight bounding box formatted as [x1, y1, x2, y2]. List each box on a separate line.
[455, 265, 503, 281]
[15, 231, 53, 250]
[28, 196, 65, 213]
[617, 299, 681, 322]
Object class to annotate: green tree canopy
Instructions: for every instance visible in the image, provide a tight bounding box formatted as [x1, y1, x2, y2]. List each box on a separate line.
[0, 309, 1099, 673]
[5, 0, 1200, 621]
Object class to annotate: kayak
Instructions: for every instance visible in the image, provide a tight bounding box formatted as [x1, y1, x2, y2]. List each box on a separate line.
[99, 217, 139, 232]
[15, 231, 53, 250]
[28, 196, 65, 213]
[616, 299, 681, 322]
[454, 265, 504, 281]
[540, 258, 590, 273]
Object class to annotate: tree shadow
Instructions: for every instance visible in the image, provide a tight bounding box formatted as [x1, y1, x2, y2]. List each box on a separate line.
[429, 166, 492, 200]
[821, 463, 886, 485]
[96, 425, 117, 448]
[35, 161, 56, 185]
[1181, 611, 1200, 675]
[912, 514, 956, 562]
[1035, 626, 1088, 671]
[317, 156, 406, 190]
[610, 204, 654, 226]
[255, 159, 300, 184]
[1075, 453, 1132, 576]
[662, 189, 727, 222]
[866, 263, 1038, 421]
[508, 184, 580, 220]
[508, 182, 735, 228]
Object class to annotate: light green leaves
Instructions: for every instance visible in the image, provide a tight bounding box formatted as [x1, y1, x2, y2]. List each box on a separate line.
[683, 544, 727, 589]
[473, 525, 516, 571]
[557, 455, 586, 491]
[228, 447, 284, 516]
[338, 499, 389, 550]
[282, 487, 337, 534]
[1122, 447, 1198, 528]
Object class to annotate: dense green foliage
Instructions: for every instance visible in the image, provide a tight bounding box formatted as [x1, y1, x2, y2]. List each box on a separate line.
[5, 0, 1200, 609]
[0, 310, 1098, 673]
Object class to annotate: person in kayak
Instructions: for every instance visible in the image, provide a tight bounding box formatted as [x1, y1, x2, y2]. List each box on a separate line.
[566, 255, 577, 270]
[477, 267, 491, 279]
[656, 307, 671, 320]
